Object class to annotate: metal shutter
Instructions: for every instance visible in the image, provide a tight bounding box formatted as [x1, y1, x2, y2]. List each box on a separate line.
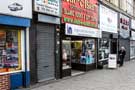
[37, 23, 55, 82]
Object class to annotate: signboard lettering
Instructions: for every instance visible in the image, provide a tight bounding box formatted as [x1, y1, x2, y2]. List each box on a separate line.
[62, 0, 98, 28]
[34, 0, 60, 16]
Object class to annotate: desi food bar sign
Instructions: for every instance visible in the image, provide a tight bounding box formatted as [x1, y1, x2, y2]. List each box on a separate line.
[62, 0, 98, 28]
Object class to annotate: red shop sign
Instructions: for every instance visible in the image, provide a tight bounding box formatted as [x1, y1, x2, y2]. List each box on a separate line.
[62, 0, 98, 28]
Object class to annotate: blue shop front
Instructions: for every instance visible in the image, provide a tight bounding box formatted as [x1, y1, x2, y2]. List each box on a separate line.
[0, 0, 32, 89]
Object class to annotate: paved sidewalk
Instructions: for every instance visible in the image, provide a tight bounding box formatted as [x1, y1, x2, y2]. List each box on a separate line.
[31, 61, 135, 90]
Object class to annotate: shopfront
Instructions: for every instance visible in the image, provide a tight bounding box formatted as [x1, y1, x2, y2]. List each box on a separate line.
[130, 19, 135, 60]
[30, 0, 61, 84]
[0, 0, 32, 89]
[119, 14, 130, 61]
[99, 5, 118, 64]
[61, 24, 100, 77]
[61, 0, 99, 77]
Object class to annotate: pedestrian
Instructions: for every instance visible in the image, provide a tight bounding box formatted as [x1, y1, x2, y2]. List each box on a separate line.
[118, 46, 126, 67]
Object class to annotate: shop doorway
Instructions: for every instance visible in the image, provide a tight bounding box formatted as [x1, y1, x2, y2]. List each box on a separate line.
[98, 39, 117, 61]
[110, 40, 117, 54]
[62, 37, 96, 77]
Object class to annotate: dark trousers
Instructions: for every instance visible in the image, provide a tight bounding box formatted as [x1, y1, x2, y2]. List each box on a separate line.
[120, 57, 124, 66]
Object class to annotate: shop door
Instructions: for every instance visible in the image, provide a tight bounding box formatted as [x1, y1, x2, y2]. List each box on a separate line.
[62, 39, 71, 68]
[37, 23, 55, 82]
[110, 40, 117, 54]
[61, 38, 72, 77]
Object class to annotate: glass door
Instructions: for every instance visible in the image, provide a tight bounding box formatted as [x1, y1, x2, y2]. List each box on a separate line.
[99, 39, 110, 61]
[62, 39, 71, 70]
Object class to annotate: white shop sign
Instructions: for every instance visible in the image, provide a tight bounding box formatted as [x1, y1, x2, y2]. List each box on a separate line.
[34, 0, 60, 16]
[108, 54, 117, 68]
[100, 5, 118, 33]
[65, 23, 101, 38]
[0, 0, 32, 18]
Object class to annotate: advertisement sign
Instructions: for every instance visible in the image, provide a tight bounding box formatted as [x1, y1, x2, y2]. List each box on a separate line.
[131, 19, 135, 30]
[34, 0, 60, 16]
[0, 0, 32, 18]
[119, 14, 130, 39]
[100, 5, 118, 33]
[108, 54, 117, 68]
[65, 23, 101, 38]
[62, 0, 98, 28]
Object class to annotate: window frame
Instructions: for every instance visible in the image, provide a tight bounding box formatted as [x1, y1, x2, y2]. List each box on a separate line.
[0, 28, 25, 75]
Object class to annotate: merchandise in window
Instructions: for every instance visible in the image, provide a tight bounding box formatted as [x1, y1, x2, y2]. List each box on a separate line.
[71, 39, 95, 64]
[62, 39, 96, 70]
[0, 30, 21, 73]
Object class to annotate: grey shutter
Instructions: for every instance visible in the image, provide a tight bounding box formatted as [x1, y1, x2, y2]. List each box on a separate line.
[37, 23, 55, 82]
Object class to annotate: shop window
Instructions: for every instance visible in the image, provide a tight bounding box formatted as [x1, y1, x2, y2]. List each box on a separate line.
[0, 29, 21, 73]
[62, 39, 96, 69]
[71, 39, 95, 64]
[99, 39, 110, 61]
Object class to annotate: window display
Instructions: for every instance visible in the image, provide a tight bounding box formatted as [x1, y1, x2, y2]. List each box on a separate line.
[99, 39, 110, 61]
[71, 39, 95, 64]
[62, 39, 96, 69]
[0, 29, 21, 73]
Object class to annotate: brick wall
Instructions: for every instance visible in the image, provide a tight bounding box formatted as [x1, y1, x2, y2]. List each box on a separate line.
[0, 74, 10, 90]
